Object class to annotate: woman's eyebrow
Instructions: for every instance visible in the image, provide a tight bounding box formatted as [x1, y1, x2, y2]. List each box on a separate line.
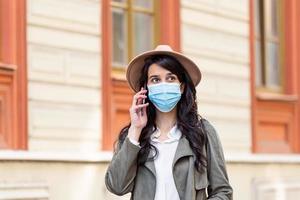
[149, 74, 160, 79]
[166, 72, 175, 76]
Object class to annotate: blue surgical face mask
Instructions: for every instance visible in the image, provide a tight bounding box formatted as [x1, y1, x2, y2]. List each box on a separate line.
[147, 82, 182, 113]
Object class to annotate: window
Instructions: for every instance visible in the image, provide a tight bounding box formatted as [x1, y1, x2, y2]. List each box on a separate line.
[251, 0, 300, 153]
[102, 0, 180, 150]
[111, 0, 158, 78]
[255, 0, 284, 92]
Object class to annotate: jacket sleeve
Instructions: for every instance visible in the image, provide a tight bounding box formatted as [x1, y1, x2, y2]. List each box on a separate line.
[105, 136, 141, 196]
[203, 119, 233, 200]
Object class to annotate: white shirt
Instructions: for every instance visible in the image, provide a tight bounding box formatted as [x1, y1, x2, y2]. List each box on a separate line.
[128, 125, 181, 200]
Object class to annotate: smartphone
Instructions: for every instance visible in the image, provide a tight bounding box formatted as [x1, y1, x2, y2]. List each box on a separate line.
[140, 84, 147, 116]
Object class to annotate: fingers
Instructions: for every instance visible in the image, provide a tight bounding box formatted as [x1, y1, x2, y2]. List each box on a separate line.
[136, 95, 146, 106]
[129, 103, 149, 115]
[139, 104, 148, 117]
[135, 94, 147, 101]
[132, 88, 147, 107]
[137, 103, 149, 118]
[135, 103, 149, 109]
[130, 87, 148, 119]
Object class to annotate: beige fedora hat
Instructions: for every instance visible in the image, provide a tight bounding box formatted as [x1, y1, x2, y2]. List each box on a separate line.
[126, 45, 202, 92]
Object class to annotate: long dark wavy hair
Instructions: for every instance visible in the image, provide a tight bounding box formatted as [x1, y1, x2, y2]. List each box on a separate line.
[115, 54, 207, 172]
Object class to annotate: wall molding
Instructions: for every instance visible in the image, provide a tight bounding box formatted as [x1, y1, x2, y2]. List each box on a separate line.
[2, 151, 300, 164]
[0, 182, 49, 199]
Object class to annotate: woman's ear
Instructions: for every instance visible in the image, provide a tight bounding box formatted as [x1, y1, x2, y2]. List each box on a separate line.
[180, 83, 185, 94]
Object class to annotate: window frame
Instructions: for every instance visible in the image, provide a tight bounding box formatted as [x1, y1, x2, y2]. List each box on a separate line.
[101, 0, 180, 150]
[0, 0, 28, 149]
[250, 0, 300, 153]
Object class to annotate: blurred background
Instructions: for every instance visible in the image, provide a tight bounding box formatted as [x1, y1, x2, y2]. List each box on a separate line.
[0, 0, 300, 199]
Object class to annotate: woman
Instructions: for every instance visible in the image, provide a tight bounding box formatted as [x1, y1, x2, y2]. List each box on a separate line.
[105, 45, 233, 200]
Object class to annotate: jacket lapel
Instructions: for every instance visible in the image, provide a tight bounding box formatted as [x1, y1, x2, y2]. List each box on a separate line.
[173, 136, 194, 200]
[144, 136, 193, 177]
[144, 151, 156, 177]
[172, 135, 194, 168]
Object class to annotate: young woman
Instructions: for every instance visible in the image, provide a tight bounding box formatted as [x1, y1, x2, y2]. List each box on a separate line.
[105, 45, 233, 200]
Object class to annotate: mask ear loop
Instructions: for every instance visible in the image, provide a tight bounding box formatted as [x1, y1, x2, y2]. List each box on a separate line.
[180, 82, 185, 94]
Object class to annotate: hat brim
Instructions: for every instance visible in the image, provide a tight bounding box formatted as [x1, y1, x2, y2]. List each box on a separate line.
[126, 50, 202, 92]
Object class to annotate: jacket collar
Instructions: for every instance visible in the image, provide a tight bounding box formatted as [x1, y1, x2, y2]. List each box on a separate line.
[144, 135, 194, 177]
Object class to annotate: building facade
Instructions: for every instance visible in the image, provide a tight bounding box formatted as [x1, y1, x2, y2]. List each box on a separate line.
[0, 0, 300, 199]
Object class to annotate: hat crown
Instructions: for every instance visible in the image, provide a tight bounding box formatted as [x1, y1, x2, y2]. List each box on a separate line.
[154, 45, 173, 52]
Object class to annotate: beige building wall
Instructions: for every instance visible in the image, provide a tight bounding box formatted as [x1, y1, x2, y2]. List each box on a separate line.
[0, 154, 128, 200]
[181, 0, 251, 154]
[1, 154, 299, 200]
[27, 0, 102, 152]
[1, 0, 300, 200]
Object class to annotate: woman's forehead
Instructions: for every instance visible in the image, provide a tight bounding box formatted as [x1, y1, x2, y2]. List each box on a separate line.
[148, 63, 173, 76]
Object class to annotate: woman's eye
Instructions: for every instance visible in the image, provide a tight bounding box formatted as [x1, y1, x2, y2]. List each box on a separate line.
[167, 76, 176, 81]
[151, 78, 160, 83]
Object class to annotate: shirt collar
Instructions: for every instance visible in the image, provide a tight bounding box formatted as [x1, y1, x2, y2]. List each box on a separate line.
[151, 124, 182, 143]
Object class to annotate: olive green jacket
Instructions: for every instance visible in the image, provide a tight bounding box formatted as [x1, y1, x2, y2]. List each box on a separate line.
[105, 119, 233, 200]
